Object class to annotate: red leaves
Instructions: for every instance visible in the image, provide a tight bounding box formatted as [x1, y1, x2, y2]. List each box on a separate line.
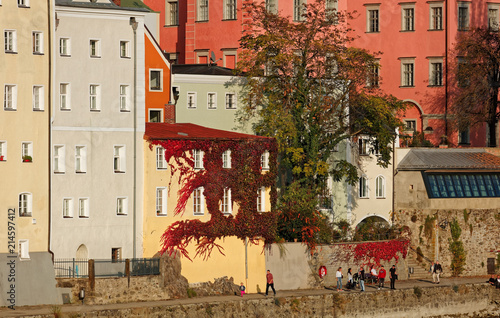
[336, 240, 410, 267]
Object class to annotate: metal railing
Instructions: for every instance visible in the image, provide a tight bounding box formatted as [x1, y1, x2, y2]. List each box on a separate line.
[54, 258, 89, 278]
[131, 258, 160, 276]
[54, 258, 160, 278]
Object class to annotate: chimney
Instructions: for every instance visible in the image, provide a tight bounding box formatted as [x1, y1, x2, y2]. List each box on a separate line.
[164, 103, 176, 124]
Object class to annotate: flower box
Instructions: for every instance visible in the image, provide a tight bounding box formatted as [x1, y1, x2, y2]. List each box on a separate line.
[22, 155, 32, 162]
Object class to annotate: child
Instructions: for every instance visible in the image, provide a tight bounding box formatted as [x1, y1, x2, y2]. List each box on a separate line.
[240, 282, 246, 297]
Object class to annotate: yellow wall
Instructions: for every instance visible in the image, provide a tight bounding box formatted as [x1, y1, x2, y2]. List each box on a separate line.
[142, 142, 268, 293]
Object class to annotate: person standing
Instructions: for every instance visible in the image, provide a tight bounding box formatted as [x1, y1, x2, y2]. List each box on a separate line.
[389, 265, 397, 290]
[336, 267, 343, 291]
[265, 270, 276, 296]
[433, 261, 442, 284]
[370, 266, 378, 285]
[347, 268, 353, 289]
[239, 282, 246, 297]
[378, 265, 386, 290]
[359, 266, 365, 292]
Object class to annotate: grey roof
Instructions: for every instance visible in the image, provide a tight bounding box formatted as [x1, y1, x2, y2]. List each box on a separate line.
[172, 64, 239, 76]
[55, 0, 150, 12]
[397, 148, 500, 171]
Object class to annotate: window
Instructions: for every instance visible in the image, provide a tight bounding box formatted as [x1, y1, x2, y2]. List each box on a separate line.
[32, 31, 43, 54]
[119, 41, 129, 58]
[400, 59, 415, 87]
[367, 62, 379, 88]
[4, 85, 17, 110]
[222, 150, 231, 168]
[257, 187, 265, 212]
[423, 173, 500, 198]
[59, 38, 70, 56]
[489, 5, 499, 31]
[149, 109, 162, 122]
[120, 85, 129, 111]
[63, 198, 73, 218]
[19, 193, 32, 217]
[116, 197, 128, 215]
[366, 6, 380, 32]
[75, 146, 87, 173]
[113, 146, 126, 173]
[193, 149, 204, 169]
[261, 151, 270, 170]
[359, 176, 368, 198]
[112, 248, 121, 262]
[266, 0, 277, 14]
[198, 0, 209, 21]
[18, 0, 29, 7]
[89, 84, 100, 111]
[32, 85, 44, 111]
[187, 92, 197, 108]
[429, 60, 443, 86]
[222, 188, 232, 214]
[401, 5, 415, 31]
[54, 145, 65, 173]
[150, 69, 162, 91]
[4, 30, 16, 53]
[21, 142, 32, 162]
[225, 93, 236, 109]
[156, 146, 168, 169]
[207, 92, 217, 109]
[166, 0, 179, 26]
[459, 128, 470, 145]
[358, 138, 369, 155]
[79, 198, 89, 218]
[19, 240, 29, 259]
[89, 39, 100, 57]
[222, 49, 237, 68]
[376, 176, 385, 198]
[60, 83, 70, 110]
[404, 119, 417, 132]
[0, 141, 7, 161]
[430, 5, 443, 30]
[193, 187, 205, 215]
[293, 0, 306, 21]
[224, 0, 236, 20]
[156, 187, 168, 216]
[458, 2, 469, 31]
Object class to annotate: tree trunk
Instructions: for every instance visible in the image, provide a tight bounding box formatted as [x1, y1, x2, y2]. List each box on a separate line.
[488, 85, 498, 147]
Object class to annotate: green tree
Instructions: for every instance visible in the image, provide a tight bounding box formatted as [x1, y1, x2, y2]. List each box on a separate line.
[237, 0, 405, 248]
[451, 27, 500, 147]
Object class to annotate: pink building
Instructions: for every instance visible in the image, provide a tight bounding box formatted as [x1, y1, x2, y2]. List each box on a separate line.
[142, 0, 500, 147]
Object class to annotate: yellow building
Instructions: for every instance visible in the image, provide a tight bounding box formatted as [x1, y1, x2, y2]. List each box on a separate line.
[143, 123, 276, 293]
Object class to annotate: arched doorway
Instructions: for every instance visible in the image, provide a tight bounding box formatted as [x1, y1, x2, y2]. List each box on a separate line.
[353, 216, 391, 241]
[76, 244, 88, 260]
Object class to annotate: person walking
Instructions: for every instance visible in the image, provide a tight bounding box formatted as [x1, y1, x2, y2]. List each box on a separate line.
[359, 266, 365, 292]
[336, 267, 343, 292]
[239, 282, 246, 297]
[389, 265, 397, 290]
[378, 265, 386, 290]
[265, 270, 276, 296]
[433, 261, 442, 284]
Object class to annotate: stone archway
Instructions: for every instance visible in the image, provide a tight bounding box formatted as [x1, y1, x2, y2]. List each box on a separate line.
[76, 244, 88, 259]
[353, 216, 391, 241]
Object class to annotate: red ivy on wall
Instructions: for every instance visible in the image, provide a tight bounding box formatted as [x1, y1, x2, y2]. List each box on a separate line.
[336, 240, 410, 266]
[149, 138, 278, 261]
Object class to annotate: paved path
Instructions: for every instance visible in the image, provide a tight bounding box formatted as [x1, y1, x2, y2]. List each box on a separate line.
[0, 276, 492, 317]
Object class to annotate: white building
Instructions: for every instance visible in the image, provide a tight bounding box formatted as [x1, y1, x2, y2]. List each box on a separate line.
[51, 0, 147, 260]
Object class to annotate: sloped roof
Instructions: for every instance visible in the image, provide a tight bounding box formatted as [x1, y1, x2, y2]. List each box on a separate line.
[172, 64, 238, 76]
[145, 123, 271, 141]
[55, 0, 149, 12]
[119, 0, 153, 10]
[398, 148, 500, 171]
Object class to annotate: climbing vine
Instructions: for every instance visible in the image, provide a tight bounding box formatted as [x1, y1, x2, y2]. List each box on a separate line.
[449, 218, 466, 276]
[335, 240, 410, 267]
[148, 137, 278, 260]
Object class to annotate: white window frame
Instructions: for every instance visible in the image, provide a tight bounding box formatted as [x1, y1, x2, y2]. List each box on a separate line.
[207, 92, 217, 109]
[32, 85, 44, 111]
[293, 0, 306, 21]
[89, 39, 101, 58]
[257, 186, 265, 212]
[53, 145, 66, 174]
[21, 142, 33, 162]
[120, 84, 130, 111]
[149, 109, 163, 122]
[224, 0, 237, 20]
[19, 193, 32, 217]
[166, 0, 179, 26]
[222, 188, 232, 214]
[60, 83, 70, 110]
[222, 150, 231, 168]
[59, 37, 71, 56]
[193, 187, 205, 215]
[187, 92, 197, 109]
[79, 198, 89, 218]
[225, 93, 237, 109]
[404, 119, 417, 132]
[19, 240, 29, 260]
[367, 62, 380, 88]
[156, 187, 168, 216]
[400, 58, 415, 87]
[4, 30, 17, 53]
[156, 146, 168, 169]
[193, 149, 204, 169]
[359, 176, 369, 198]
[0, 141, 7, 161]
[197, 0, 209, 21]
[75, 145, 87, 173]
[89, 84, 101, 111]
[32, 31, 43, 54]
[358, 137, 370, 155]
[113, 145, 126, 173]
[366, 5, 380, 33]
[375, 175, 386, 198]
[429, 3, 443, 30]
[401, 3, 415, 31]
[261, 150, 270, 170]
[116, 197, 128, 215]
[4, 84, 17, 110]
[120, 40, 130, 58]
[17, 0, 29, 7]
[149, 69, 163, 91]
[457, 2, 470, 31]
[428, 57, 443, 86]
[62, 198, 73, 218]
[266, 0, 278, 14]
[489, 4, 500, 31]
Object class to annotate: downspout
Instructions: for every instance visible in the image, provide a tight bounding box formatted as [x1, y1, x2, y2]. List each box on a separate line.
[131, 18, 138, 259]
[48, 0, 54, 262]
[444, 0, 449, 138]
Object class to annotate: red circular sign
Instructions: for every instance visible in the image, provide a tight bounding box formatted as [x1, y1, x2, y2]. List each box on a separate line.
[319, 266, 327, 278]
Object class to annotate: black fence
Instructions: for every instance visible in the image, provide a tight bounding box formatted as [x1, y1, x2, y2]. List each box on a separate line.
[54, 258, 89, 278]
[54, 258, 160, 278]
